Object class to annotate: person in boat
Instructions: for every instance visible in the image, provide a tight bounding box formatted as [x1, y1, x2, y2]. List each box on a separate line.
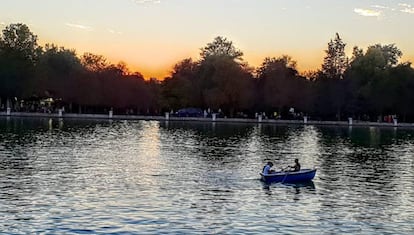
[262, 161, 275, 175]
[289, 159, 301, 172]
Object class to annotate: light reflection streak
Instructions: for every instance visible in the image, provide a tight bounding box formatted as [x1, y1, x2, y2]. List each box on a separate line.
[1, 119, 414, 233]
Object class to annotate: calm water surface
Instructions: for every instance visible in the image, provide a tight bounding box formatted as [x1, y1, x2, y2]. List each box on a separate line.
[0, 117, 414, 234]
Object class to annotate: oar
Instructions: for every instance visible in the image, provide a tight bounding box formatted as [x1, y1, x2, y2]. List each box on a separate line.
[281, 171, 289, 183]
[281, 166, 290, 172]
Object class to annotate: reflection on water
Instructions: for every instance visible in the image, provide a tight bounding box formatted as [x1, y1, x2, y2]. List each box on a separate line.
[1, 118, 414, 234]
[261, 180, 316, 201]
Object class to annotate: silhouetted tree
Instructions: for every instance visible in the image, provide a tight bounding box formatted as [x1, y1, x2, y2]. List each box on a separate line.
[162, 58, 200, 110]
[145, 78, 162, 115]
[0, 23, 40, 107]
[367, 44, 402, 68]
[200, 36, 243, 62]
[198, 56, 254, 116]
[33, 44, 84, 100]
[257, 56, 302, 117]
[389, 63, 414, 121]
[2, 23, 414, 122]
[316, 33, 348, 120]
[322, 33, 348, 79]
[81, 52, 109, 72]
[0, 23, 40, 62]
[345, 44, 404, 120]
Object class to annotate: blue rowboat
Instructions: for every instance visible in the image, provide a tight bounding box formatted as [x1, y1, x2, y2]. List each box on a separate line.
[260, 168, 317, 183]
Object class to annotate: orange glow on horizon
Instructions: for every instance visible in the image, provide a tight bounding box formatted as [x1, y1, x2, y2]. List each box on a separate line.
[131, 66, 172, 80]
[40, 39, 414, 81]
[122, 53, 414, 80]
[3, 0, 414, 82]
[120, 48, 328, 80]
[110, 54, 414, 80]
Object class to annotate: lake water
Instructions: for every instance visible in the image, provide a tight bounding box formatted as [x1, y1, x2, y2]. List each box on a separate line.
[1, 117, 414, 234]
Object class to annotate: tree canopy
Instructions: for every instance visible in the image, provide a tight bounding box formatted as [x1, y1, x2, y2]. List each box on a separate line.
[0, 23, 40, 62]
[200, 36, 244, 62]
[322, 33, 347, 79]
[1, 23, 414, 121]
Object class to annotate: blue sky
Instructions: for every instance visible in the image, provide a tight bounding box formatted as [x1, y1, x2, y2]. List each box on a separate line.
[1, 0, 413, 78]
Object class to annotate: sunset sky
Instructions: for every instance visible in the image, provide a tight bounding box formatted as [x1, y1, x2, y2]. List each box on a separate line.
[1, 0, 413, 79]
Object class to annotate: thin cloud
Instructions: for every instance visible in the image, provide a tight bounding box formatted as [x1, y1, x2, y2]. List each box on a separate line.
[398, 3, 414, 14]
[65, 23, 93, 31]
[398, 3, 411, 8]
[401, 8, 414, 14]
[354, 8, 381, 17]
[371, 5, 389, 9]
[108, 28, 123, 35]
[133, 0, 161, 4]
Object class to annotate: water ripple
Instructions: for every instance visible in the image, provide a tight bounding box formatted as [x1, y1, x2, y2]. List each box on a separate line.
[1, 118, 414, 234]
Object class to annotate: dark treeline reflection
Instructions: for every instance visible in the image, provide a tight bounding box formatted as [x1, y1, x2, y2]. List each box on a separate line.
[1, 24, 414, 121]
[315, 125, 414, 225]
[159, 122, 256, 167]
[316, 126, 414, 148]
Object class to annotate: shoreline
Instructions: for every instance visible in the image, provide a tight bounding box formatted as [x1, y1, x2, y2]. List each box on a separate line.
[1, 111, 414, 129]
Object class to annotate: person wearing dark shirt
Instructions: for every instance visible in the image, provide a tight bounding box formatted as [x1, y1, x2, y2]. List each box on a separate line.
[290, 159, 301, 172]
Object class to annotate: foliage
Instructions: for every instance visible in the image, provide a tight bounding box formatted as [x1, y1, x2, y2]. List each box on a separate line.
[81, 53, 109, 72]
[200, 36, 243, 62]
[1, 23, 414, 122]
[198, 56, 254, 116]
[322, 33, 348, 79]
[345, 44, 405, 120]
[163, 38, 253, 117]
[162, 58, 200, 110]
[256, 56, 306, 115]
[314, 33, 349, 120]
[0, 23, 39, 99]
[0, 23, 40, 62]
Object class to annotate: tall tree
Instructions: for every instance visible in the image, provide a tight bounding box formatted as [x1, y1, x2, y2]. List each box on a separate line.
[198, 56, 254, 116]
[162, 58, 200, 110]
[366, 44, 402, 68]
[351, 46, 364, 62]
[346, 44, 403, 120]
[81, 53, 109, 72]
[0, 23, 40, 62]
[256, 56, 301, 115]
[389, 63, 414, 122]
[0, 23, 39, 103]
[33, 44, 83, 100]
[322, 33, 348, 79]
[196, 37, 254, 116]
[200, 36, 243, 62]
[317, 33, 348, 120]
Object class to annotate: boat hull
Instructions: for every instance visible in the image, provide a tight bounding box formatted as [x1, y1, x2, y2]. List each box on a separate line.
[260, 168, 316, 183]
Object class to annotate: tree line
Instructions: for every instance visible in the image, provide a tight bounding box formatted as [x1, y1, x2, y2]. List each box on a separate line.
[1, 23, 414, 121]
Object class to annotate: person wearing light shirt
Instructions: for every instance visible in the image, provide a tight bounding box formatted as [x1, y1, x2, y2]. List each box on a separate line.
[262, 162, 275, 175]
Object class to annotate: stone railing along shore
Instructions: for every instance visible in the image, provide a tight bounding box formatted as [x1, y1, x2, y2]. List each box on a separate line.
[1, 110, 414, 128]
